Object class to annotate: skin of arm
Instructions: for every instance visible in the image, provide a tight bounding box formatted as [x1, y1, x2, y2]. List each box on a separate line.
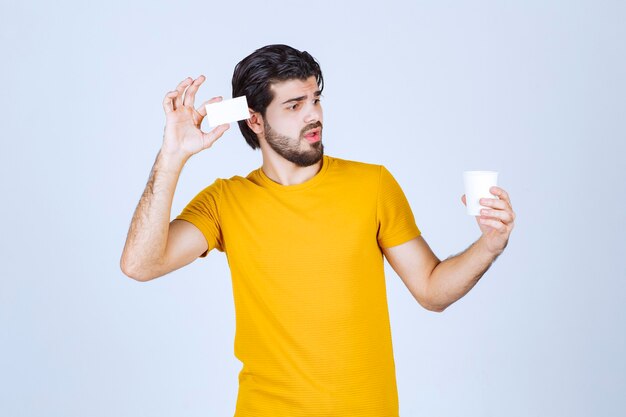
[383, 235, 500, 312]
[424, 236, 501, 312]
[120, 151, 207, 281]
[383, 187, 515, 312]
[120, 75, 229, 281]
[382, 236, 441, 311]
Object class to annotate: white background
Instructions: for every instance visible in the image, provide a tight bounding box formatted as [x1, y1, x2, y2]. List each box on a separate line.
[1, 1, 624, 416]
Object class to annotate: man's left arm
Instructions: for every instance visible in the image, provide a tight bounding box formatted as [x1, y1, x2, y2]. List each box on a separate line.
[383, 186, 516, 312]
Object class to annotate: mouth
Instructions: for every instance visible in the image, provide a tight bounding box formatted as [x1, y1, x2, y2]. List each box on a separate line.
[303, 128, 321, 143]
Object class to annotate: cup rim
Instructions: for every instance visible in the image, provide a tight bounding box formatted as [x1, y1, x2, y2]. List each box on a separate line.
[463, 171, 498, 175]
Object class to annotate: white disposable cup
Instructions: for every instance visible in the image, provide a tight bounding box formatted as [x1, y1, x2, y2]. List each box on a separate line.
[463, 171, 499, 216]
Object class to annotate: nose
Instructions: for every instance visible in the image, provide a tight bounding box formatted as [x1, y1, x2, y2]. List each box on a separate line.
[304, 102, 322, 124]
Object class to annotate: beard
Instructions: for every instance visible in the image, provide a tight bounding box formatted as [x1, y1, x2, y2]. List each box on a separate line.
[263, 120, 324, 167]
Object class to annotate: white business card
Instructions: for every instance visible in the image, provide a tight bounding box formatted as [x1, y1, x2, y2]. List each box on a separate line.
[205, 96, 250, 127]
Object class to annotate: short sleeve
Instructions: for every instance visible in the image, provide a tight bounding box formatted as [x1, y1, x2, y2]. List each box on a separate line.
[174, 179, 225, 257]
[376, 166, 421, 248]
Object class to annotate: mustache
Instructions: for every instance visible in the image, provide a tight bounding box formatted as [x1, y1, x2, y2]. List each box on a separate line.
[300, 121, 323, 136]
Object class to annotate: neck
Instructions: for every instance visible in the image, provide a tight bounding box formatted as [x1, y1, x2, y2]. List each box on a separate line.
[260, 148, 324, 186]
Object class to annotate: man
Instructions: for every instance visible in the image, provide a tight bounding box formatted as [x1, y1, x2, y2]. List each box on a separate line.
[120, 44, 516, 416]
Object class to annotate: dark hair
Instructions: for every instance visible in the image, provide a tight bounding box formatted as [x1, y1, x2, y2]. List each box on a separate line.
[231, 44, 324, 150]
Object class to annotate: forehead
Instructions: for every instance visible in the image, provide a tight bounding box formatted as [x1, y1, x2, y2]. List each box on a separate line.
[269, 76, 318, 101]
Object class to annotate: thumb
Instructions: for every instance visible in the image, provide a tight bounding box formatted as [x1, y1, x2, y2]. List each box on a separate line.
[201, 123, 230, 150]
[461, 194, 466, 206]
[197, 96, 224, 118]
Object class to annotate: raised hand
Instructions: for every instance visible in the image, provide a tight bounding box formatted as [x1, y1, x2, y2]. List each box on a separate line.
[161, 75, 230, 160]
[462, 186, 516, 255]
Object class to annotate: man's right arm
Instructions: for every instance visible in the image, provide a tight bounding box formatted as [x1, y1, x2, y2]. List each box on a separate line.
[119, 75, 229, 282]
[120, 151, 207, 281]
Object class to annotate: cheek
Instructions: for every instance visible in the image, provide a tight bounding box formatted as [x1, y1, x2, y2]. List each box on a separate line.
[278, 120, 300, 137]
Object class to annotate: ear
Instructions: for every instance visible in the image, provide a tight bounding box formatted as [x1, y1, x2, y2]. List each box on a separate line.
[246, 109, 264, 135]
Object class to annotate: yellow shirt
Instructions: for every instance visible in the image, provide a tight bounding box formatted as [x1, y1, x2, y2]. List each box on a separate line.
[176, 154, 421, 416]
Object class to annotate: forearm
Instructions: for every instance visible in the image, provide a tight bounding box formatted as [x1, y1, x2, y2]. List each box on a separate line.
[120, 149, 187, 279]
[426, 236, 502, 311]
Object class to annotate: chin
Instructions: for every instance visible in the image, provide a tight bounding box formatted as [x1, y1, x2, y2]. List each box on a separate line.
[293, 146, 324, 167]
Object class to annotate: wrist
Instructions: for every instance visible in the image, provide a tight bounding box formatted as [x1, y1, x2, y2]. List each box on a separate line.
[477, 235, 504, 258]
[157, 148, 189, 172]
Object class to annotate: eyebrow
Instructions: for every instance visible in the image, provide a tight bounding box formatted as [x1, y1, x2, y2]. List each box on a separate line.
[281, 90, 322, 105]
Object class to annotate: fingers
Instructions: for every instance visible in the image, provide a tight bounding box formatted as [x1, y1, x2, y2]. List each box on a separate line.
[201, 124, 230, 150]
[490, 186, 512, 206]
[480, 187, 516, 225]
[174, 77, 193, 109]
[481, 187, 512, 210]
[163, 76, 214, 114]
[182, 75, 205, 108]
[478, 217, 506, 230]
[197, 96, 224, 117]
[162, 90, 178, 113]
[480, 198, 508, 210]
[480, 207, 515, 224]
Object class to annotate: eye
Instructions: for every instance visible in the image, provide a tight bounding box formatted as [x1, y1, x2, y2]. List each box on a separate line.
[289, 103, 300, 110]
